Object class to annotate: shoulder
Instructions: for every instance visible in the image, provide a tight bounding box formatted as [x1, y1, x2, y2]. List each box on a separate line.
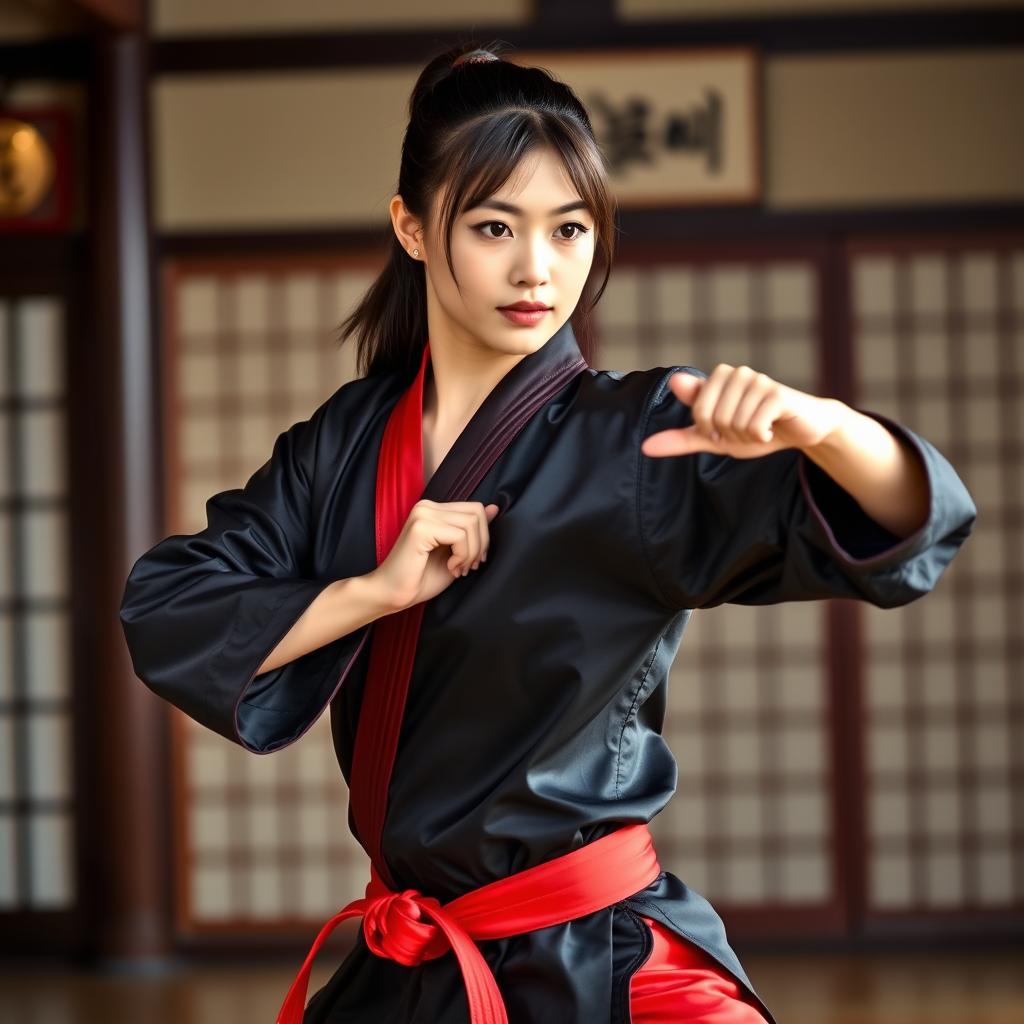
[578, 364, 708, 425]
[298, 370, 408, 439]
[262, 371, 407, 484]
[316, 371, 406, 430]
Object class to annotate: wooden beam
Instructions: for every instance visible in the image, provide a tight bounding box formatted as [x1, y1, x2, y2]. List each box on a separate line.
[153, 7, 1024, 75]
[66, 0, 142, 32]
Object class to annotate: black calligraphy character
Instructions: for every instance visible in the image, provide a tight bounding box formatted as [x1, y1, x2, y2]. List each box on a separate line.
[665, 88, 723, 175]
[586, 95, 655, 175]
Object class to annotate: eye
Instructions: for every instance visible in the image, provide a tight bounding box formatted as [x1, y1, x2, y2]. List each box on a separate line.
[471, 221, 592, 242]
[556, 222, 590, 241]
[475, 221, 512, 239]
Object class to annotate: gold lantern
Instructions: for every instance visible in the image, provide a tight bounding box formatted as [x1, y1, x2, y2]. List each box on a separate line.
[0, 118, 56, 218]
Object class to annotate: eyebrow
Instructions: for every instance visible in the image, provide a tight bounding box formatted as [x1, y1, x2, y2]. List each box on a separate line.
[467, 199, 591, 217]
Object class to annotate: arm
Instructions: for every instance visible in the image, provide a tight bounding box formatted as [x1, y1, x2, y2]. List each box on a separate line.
[637, 364, 977, 611]
[119, 400, 379, 753]
[800, 400, 929, 540]
[255, 572, 397, 675]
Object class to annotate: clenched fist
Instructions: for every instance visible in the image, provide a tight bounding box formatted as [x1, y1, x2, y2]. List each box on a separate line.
[371, 499, 500, 611]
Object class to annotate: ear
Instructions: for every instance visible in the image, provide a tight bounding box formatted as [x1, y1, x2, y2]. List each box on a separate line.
[389, 194, 425, 258]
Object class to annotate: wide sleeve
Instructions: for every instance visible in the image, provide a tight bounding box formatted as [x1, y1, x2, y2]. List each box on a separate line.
[636, 366, 977, 611]
[118, 406, 371, 754]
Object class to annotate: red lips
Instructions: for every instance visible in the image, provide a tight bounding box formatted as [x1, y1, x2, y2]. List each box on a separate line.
[499, 301, 552, 311]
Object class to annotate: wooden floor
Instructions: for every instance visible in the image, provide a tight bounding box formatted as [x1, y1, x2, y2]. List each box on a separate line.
[1, 949, 1022, 1022]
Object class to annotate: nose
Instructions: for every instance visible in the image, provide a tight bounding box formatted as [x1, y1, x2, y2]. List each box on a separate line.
[512, 232, 551, 288]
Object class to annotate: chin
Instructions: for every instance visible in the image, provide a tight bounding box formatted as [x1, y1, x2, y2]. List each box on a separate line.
[486, 336, 539, 356]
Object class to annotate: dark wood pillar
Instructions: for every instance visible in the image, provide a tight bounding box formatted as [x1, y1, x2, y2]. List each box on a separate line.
[86, 9, 172, 961]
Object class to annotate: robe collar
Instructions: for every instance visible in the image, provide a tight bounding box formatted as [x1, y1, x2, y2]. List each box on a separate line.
[410, 318, 589, 503]
[358, 317, 590, 882]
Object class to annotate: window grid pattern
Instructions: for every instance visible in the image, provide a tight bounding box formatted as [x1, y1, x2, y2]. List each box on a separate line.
[0, 296, 75, 911]
[169, 263, 374, 928]
[595, 257, 836, 908]
[853, 241, 1023, 913]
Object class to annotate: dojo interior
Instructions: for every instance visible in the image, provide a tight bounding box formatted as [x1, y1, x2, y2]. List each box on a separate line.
[1, 1, 1023, 1021]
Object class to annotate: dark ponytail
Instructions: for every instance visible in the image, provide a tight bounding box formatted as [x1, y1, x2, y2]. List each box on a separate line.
[335, 39, 618, 381]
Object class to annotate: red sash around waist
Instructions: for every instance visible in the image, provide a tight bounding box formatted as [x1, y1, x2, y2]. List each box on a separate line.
[275, 820, 662, 1024]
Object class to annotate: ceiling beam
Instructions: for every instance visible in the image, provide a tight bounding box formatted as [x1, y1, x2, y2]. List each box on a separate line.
[66, 0, 142, 32]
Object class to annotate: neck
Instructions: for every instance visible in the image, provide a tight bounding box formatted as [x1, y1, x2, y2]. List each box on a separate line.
[421, 331, 530, 433]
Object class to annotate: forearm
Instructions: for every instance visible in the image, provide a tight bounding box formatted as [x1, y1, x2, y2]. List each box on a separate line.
[255, 571, 399, 675]
[801, 401, 930, 539]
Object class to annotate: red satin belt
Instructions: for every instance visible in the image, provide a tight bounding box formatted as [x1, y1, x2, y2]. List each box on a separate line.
[275, 821, 662, 1024]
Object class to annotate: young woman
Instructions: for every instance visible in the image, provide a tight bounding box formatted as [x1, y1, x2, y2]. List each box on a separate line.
[120, 42, 976, 1024]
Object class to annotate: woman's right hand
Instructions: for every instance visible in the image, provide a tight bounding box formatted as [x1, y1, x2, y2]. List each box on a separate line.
[370, 499, 500, 612]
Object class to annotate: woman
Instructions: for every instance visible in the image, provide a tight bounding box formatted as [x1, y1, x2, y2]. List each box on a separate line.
[119, 42, 976, 1024]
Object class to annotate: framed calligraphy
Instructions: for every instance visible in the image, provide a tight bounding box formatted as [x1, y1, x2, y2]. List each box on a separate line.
[508, 47, 761, 208]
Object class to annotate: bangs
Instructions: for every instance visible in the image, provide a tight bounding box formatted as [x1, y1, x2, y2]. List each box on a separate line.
[432, 110, 616, 291]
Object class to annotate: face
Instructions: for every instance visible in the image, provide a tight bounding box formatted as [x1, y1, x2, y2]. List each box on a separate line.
[391, 145, 596, 360]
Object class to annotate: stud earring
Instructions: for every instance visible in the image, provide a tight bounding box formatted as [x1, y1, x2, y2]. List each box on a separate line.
[412, 248, 420, 258]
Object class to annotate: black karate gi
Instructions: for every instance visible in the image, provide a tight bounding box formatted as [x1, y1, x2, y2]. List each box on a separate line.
[119, 320, 976, 1024]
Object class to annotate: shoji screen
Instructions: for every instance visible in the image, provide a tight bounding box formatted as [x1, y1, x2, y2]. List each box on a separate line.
[164, 239, 1017, 941]
[851, 237, 1023, 924]
[166, 248, 843, 938]
[164, 260, 374, 931]
[0, 297, 75, 913]
[594, 245, 845, 934]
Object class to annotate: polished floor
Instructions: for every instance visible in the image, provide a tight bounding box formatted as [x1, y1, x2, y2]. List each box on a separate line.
[1, 948, 1022, 1023]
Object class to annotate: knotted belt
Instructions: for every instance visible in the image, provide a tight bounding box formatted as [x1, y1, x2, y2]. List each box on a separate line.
[276, 335, 651, 1023]
[275, 821, 663, 1024]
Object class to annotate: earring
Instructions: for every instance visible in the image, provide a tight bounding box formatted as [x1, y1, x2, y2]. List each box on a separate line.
[412, 248, 420, 258]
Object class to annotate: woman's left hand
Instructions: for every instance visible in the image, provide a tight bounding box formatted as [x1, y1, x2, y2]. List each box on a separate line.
[641, 364, 851, 460]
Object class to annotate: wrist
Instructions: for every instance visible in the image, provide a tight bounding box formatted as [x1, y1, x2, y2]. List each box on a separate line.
[353, 569, 408, 617]
[799, 398, 856, 455]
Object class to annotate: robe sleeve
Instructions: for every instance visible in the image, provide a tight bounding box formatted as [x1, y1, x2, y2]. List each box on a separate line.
[636, 366, 977, 611]
[118, 406, 371, 754]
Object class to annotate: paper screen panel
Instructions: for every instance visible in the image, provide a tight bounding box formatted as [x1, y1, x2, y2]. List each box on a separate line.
[0, 297, 75, 911]
[852, 241, 1023, 915]
[168, 262, 374, 929]
[595, 253, 836, 914]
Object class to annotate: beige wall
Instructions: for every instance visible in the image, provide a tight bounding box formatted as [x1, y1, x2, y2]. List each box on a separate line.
[153, 47, 1024, 230]
[152, 68, 414, 230]
[767, 48, 1024, 208]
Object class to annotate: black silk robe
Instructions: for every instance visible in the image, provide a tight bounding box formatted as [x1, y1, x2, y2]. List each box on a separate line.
[119, 321, 976, 1024]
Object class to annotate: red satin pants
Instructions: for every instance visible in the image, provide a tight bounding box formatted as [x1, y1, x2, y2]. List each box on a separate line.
[629, 915, 768, 1023]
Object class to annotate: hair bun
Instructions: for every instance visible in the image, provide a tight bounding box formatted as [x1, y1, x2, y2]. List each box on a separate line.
[452, 49, 501, 69]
